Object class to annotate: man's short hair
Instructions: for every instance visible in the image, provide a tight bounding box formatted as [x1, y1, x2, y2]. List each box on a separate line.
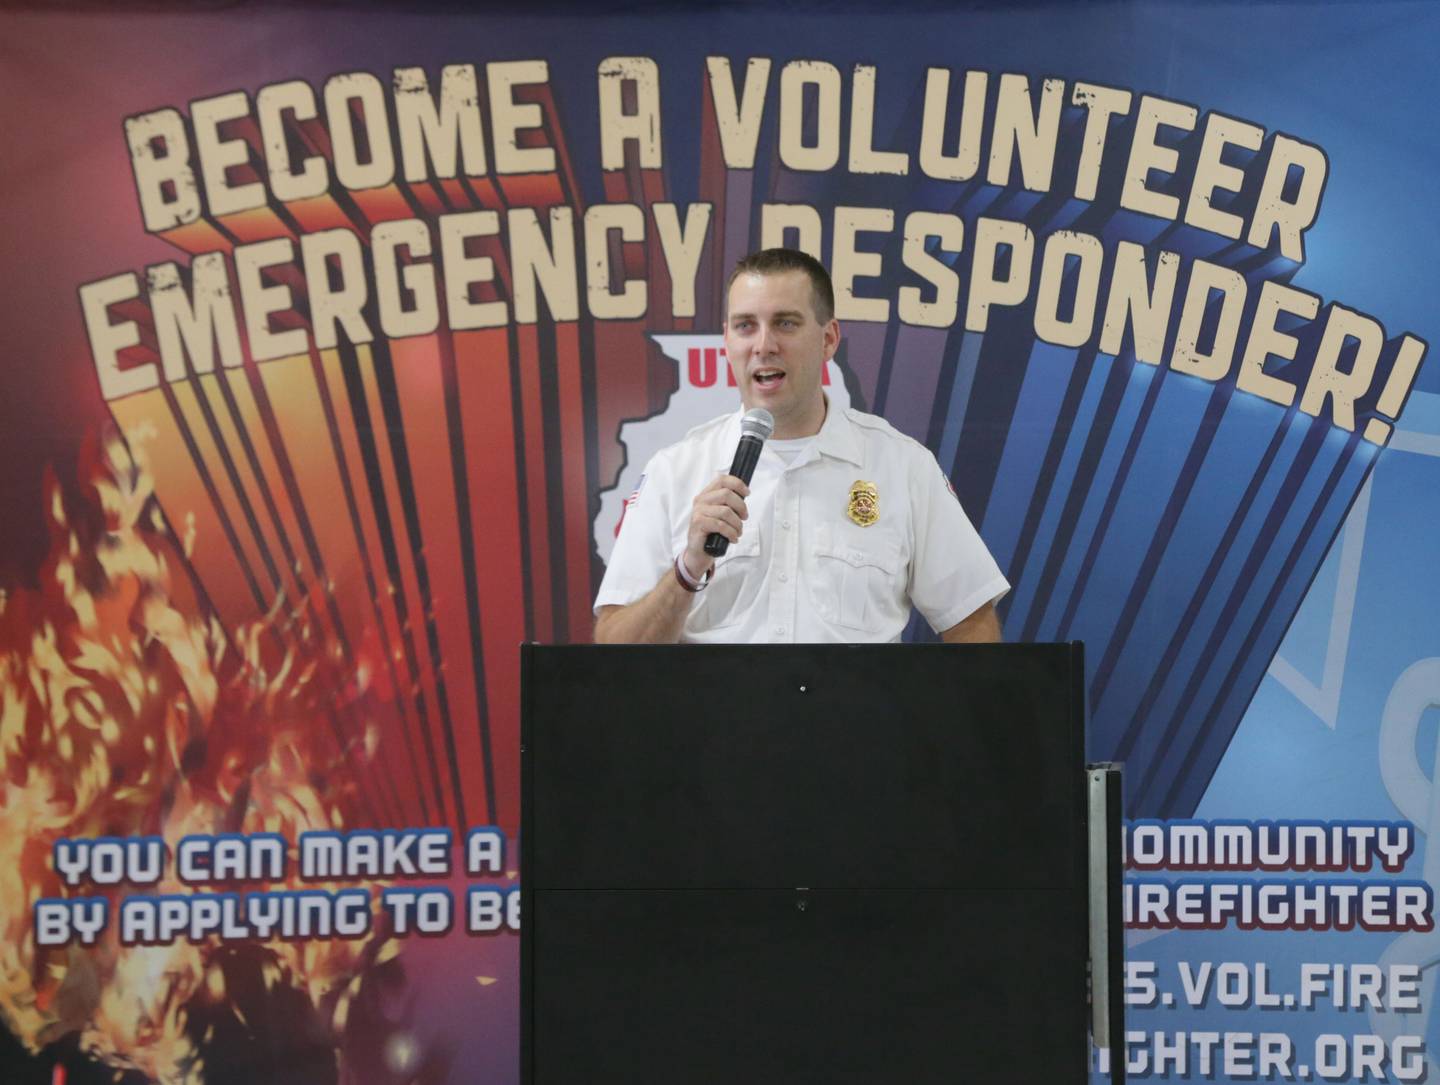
[725, 248, 835, 323]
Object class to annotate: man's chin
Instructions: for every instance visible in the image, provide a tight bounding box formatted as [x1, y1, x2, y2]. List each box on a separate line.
[740, 387, 783, 411]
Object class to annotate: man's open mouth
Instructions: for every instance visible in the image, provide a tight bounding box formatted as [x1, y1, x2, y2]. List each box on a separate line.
[753, 368, 786, 387]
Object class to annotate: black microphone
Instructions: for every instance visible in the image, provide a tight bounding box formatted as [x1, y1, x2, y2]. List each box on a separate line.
[704, 407, 774, 557]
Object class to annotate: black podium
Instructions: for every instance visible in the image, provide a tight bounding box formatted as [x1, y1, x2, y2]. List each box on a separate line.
[522, 643, 1116, 1083]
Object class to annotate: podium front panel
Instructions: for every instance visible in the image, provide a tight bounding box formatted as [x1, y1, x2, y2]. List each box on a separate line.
[522, 643, 1088, 1084]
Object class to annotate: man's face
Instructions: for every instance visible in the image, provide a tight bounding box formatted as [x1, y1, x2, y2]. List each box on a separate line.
[723, 269, 841, 439]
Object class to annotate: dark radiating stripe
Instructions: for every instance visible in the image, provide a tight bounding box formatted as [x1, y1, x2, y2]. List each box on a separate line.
[367, 338, 470, 837]
[542, 83, 603, 644]
[1006, 346, 1101, 616]
[1052, 360, 1170, 641]
[184, 375, 284, 594]
[924, 325, 968, 452]
[306, 349, 428, 827]
[1017, 355, 1134, 644]
[1089, 380, 1237, 710]
[507, 322, 537, 644]
[170, 380, 405, 820]
[385, 335, 492, 832]
[946, 304, 1037, 531]
[1110, 414, 1293, 770]
[231, 363, 406, 827]
[454, 327, 529, 832]
[554, 324, 594, 644]
[215, 367, 396, 828]
[335, 342, 450, 828]
[1129, 419, 1330, 809]
[578, 316, 605, 620]
[160, 384, 267, 611]
[517, 326, 553, 643]
[536, 318, 570, 643]
[437, 326, 498, 826]
[1154, 432, 1369, 816]
[209, 375, 307, 605]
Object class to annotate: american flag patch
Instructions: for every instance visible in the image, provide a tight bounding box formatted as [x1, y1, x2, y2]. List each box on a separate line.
[613, 473, 647, 537]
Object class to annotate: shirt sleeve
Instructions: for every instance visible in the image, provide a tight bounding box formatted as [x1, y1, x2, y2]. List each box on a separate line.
[594, 450, 679, 613]
[907, 451, 1010, 633]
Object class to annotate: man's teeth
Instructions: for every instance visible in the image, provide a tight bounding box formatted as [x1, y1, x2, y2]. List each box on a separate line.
[755, 370, 784, 384]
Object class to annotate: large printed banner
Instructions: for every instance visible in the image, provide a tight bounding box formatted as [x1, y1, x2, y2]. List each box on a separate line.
[2, 3, 1438, 1082]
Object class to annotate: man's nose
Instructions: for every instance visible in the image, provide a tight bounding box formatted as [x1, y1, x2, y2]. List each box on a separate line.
[755, 322, 778, 354]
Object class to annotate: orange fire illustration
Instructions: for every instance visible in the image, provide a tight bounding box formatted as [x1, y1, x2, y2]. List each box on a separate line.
[0, 430, 386, 1083]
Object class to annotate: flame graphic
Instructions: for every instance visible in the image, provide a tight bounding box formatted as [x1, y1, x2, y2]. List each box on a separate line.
[1, 430, 384, 1083]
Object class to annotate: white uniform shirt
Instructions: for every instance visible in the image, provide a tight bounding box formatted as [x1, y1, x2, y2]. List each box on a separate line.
[594, 403, 1010, 643]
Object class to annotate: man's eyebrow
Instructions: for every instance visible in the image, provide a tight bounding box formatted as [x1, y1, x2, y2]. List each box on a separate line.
[728, 309, 806, 321]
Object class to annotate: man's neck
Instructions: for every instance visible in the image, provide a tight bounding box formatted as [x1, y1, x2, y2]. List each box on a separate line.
[769, 396, 828, 440]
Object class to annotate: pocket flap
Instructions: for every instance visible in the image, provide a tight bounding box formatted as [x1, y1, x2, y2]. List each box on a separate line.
[812, 522, 900, 573]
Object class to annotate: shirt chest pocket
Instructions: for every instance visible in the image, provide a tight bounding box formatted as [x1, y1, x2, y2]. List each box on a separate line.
[686, 520, 763, 633]
[809, 522, 908, 633]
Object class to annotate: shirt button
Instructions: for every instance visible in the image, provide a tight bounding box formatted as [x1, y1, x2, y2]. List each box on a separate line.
[782, 520, 791, 530]
[775, 625, 786, 635]
[778, 572, 789, 582]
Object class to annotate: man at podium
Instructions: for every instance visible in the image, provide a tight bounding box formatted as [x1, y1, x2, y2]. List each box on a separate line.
[594, 248, 1008, 646]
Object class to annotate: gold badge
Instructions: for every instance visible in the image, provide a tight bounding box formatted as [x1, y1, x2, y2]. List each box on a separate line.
[847, 480, 879, 527]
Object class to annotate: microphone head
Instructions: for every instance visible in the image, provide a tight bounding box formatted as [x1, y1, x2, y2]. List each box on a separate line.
[740, 407, 775, 441]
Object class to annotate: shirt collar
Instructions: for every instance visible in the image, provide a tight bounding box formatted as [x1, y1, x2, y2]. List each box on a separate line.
[715, 396, 864, 471]
[812, 396, 864, 467]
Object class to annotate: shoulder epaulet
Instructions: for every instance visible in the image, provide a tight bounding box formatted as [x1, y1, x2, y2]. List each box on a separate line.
[843, 407, 928, 451]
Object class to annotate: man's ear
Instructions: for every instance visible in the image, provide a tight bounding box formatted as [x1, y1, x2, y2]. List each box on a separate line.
[824, 318, 842, 361]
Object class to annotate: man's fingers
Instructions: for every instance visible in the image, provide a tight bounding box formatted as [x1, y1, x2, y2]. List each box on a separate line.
[691, 522, 737, 545]
[719, 474, 751, 498]
[688, 474, 749, 553]
[702, 473, 750, 499]
[696, 478, 748, 518]
[706, 488, 748, 518]
[697, 507, 743, 538]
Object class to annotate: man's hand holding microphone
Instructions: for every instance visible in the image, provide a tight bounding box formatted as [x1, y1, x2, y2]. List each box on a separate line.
[675, 408, 774, 589]
[595, 408, 773, 640]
